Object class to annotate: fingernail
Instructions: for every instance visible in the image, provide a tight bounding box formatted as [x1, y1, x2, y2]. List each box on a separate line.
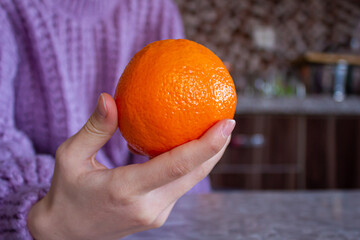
[222, 119, 236, 138]
[96, 93, 107, 118]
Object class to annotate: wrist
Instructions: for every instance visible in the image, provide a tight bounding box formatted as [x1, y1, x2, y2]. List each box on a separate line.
[27, 196, 58, 240]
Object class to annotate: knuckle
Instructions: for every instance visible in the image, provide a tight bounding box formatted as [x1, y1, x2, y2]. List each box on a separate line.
[195, 165, 209, 181]
[107, 187, 122, 206]
[108, 188, 137, 212]
[55, 142, 70, 162]
[135, 213, 155, 227]
[55, 144, 64, 160]
[106, 173, 160, 228]
[207, 138, 222, 156]
[132, 204, 157, 227]
[151, 218, 165, 229]
[168, 159, 192, 178]
[83, 115, 108, 137]
[107, 189, 157, 227]
[107, 175, 135, 207]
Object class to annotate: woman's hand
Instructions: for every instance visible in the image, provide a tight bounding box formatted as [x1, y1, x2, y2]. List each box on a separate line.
[27, 93, 235, 240]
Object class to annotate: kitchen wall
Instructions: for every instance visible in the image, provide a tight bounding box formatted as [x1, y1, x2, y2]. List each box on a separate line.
[174, 0, 360, 86]
[173, 0, 360, 190]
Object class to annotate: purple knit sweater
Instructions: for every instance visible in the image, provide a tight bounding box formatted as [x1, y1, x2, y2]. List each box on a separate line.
[0, 0, 210, 238]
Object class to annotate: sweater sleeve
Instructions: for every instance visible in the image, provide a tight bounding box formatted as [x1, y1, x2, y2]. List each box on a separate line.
[0, 8, 54, 239]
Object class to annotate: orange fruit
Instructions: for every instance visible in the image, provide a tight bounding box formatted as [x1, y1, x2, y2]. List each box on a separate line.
[114, 39, 237, 157]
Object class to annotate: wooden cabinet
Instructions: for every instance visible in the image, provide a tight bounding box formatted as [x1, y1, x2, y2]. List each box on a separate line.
[210, 114, 360, 190]
[306, 116, 360, 189]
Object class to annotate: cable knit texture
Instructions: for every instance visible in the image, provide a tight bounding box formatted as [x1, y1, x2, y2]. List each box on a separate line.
[0, 0, 210, 238]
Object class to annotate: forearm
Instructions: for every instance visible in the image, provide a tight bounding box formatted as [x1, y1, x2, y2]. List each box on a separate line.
[27, 196, 63, 240]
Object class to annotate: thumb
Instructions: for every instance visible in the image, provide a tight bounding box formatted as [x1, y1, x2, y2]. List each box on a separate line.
[64, 93, 118, 162]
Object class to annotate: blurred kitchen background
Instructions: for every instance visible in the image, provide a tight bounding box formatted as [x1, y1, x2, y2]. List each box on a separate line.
[174, 0, 360, 190]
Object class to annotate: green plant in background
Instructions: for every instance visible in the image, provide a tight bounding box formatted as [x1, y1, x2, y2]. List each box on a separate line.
[243, 69, 306, 98]
[272, 78, 296, 97]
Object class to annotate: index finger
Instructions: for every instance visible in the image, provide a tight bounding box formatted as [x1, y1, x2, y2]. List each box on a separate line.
[124, 119, 235, 193]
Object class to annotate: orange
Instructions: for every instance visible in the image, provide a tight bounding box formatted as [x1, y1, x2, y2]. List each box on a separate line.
[114, 39, 237, 157]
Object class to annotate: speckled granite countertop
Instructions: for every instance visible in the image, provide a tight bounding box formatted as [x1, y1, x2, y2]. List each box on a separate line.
[236, 96, 360, 115]
[126, 191, 360, 240]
